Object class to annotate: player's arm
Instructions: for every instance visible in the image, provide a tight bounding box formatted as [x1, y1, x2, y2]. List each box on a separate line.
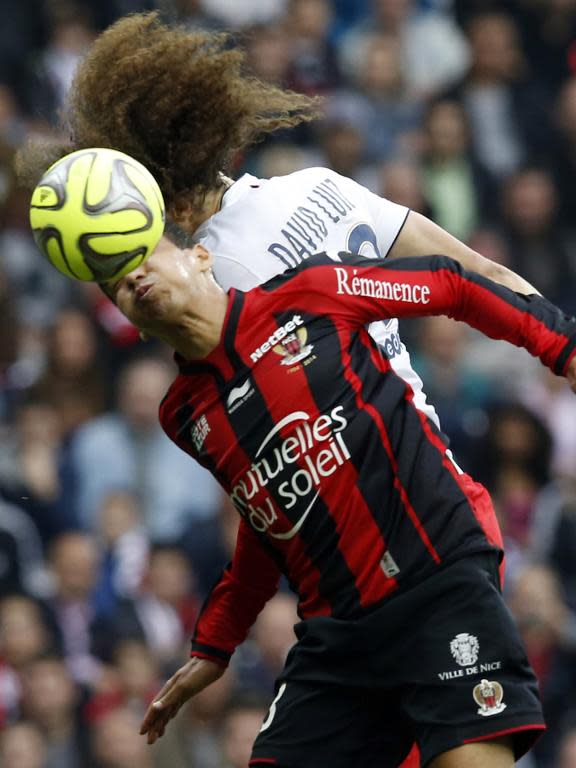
[387, 210, 540, 296]
[337, 173, 538, 295]
[303, 252, 576, 389]
[190, 518, 282, 666]
[140, 518, 281, 743]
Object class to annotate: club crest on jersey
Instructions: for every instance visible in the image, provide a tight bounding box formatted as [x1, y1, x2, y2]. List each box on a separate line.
[273, 327, 315, 368]
[473, 679, 507, 717]
[450, 633, 480, 667]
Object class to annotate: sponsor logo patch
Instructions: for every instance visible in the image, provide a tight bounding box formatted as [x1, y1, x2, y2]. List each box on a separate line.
[226, 379, 255, 413]
[333, 266, 431, 304]
[230, 407, 350, 538]
[473, 679, 507, 717]
[250, 315, 304, 363]
[191, 414, 210, 453]
[380, 551, 400, 577]
[451, 633, 480, 667]
[437, 634, 502, 681]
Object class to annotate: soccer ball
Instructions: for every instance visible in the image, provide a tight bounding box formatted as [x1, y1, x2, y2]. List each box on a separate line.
[29, 147, 165, 282]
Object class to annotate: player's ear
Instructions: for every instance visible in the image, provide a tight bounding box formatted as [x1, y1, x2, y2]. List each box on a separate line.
[193, 243, 213, 270]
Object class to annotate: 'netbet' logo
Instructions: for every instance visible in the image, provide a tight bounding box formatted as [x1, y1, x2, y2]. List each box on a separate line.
[250, 315, 304, 363]
[230, 407, 350, 539]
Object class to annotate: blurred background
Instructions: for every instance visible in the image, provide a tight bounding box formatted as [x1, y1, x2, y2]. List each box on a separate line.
[0, 0, 575, 766]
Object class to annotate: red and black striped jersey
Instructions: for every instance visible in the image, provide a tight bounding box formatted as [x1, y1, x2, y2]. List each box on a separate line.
[159, 252, 576, 667]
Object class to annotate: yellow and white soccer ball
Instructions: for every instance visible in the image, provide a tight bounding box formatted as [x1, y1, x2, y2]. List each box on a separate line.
[29, 147, 165, 282]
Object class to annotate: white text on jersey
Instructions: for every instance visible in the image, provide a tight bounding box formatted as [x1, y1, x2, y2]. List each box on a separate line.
[250, 315, 304, 363]
[230, 407, 351, 537]
[334, 267, 431, 304]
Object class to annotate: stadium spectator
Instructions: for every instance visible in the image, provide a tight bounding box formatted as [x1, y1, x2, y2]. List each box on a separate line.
[221, 695, 270, 768]
[242, 22, 294, 99]
[0, 497, 50, 597]
[19, 651, 89, 768]
[446, 12, 552, 179]
[420, 99, 493, 240]
[0, 398, 73, 542]
[517, 367, 576, 480]
[85, 639, 161, 723]
[509, 0, 576, 89]
[64, 355, 222, 539]
[0, 83, 28, 147]
[284, 0, 340, 95]
[0, 720, 48, 768]
[507, 563, 576, 768]
[0, 594, 57, 725]
[46, 531, 105, 686]
[552, 76, 576, 228]
[339, 0, 470, 99]
[89, 705, 154, 768]
[325, 31, 423, 163]
[181, 668, 238, 767]
[24, 4, 96, 126]
[470, 403, 554, 575]
[95, 490, 149, 604]
[528, 477, 576, 610]
[92, 543, 200, 671]
[30, 307, 108, 435]
[315, 119, 370, 185]
[498, 167, 576, 313]
[377, 158, 430, 213]
[238, 592, 299, 694]
[411, 316, 493, 468]
[0, 0, 42, 91]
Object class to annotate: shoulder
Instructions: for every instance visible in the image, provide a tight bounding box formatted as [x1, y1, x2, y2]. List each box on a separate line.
[257, 251, 351, 293]
[267, 166, 356, 190]
[158, 376, 186, 431]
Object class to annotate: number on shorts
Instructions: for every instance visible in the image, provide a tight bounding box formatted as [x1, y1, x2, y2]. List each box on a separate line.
[260, 682, 287, 732]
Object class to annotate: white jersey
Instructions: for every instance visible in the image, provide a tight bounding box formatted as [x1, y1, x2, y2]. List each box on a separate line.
[194, 167, 441, 427]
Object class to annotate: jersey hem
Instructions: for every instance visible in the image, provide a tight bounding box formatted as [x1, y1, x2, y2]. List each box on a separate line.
[560, 343, 576, 376]
[190, 643, 232, 667]
[383, 207, 411, 257]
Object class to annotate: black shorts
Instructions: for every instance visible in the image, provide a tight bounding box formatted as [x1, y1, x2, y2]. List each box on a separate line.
[250, 553, 545, 768]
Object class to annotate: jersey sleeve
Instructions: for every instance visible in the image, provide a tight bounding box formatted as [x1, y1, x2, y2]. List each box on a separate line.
[292, 252, 576, 376]
[329, 170, 410, 257]
[190, 519, 282, 667]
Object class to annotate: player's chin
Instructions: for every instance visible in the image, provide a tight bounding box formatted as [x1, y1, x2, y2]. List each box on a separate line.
[130, 299, 166, 326]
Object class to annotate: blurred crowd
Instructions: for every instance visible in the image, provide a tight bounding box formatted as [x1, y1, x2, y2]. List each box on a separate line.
[0, 0, 576, 767]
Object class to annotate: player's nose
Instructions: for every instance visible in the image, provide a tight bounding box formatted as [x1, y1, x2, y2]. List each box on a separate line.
[126, 260, 150, 281]
[123, 264, 149, 292]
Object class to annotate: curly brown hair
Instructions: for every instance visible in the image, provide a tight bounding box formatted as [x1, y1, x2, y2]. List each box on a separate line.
[16, 12, 321, 213]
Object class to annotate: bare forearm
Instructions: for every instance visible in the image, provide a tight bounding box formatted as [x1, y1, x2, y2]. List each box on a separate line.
[388, 211, 540, 296]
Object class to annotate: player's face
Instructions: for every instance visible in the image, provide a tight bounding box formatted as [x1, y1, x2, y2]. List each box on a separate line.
[107, 236, 211, 335]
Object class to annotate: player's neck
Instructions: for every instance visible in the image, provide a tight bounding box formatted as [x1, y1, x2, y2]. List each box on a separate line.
[162, 286, 229, 361]
[171, 177, 233, 234]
